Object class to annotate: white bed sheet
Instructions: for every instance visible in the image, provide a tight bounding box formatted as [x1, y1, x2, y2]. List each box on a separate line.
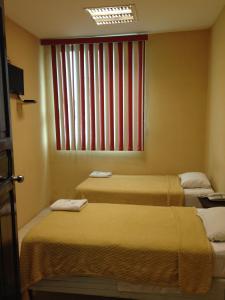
[197, 208, 225, 279]
[184, 188, 214, 208]
[212, 242, 225, 278]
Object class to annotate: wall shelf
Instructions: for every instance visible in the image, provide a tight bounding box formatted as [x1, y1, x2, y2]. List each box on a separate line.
[17, 99, 37, 104]
[10, 94, 37, 104]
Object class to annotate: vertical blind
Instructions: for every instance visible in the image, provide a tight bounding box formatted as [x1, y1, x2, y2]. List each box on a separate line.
[47, 35, 147, 151]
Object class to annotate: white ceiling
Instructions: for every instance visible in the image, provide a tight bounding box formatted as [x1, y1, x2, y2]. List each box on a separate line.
[4, 0, 225, 38]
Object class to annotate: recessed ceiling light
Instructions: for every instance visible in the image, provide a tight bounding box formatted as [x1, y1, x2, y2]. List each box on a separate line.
[85, 5, 137, 25]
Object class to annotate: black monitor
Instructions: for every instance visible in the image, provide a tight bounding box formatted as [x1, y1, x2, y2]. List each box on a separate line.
[8, 63, 24, 95]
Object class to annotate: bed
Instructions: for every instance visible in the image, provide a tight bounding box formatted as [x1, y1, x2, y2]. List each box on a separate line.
[75, 175, 184, 206]
[75, 173, 215, 208]
[20, 204, 225, 300]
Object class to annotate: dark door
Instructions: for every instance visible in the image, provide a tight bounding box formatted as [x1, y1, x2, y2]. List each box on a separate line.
[0, 0, 22, 299]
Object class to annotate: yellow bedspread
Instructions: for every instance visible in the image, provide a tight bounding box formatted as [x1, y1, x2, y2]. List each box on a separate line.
[75, 175, 184, 206]
[20, 204, 212, 297]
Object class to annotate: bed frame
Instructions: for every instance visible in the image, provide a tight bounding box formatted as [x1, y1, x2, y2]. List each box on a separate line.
[28, 277, 225, 300]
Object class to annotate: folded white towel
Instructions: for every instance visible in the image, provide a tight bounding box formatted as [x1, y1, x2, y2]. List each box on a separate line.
[50, 199, 88, 212]
[89, 171, 112, 178]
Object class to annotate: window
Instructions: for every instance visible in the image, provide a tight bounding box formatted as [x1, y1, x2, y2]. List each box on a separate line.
[45, 34, 147, 151]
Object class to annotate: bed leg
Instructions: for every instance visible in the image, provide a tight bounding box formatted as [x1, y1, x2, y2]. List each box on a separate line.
[28, 289, 33, 300]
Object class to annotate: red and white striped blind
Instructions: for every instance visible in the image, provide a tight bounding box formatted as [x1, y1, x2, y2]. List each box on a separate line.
[49, 35, 147, 151]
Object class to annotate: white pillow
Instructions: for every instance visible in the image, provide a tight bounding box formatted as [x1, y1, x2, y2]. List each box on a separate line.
[197, 207, 225, 242]
[179, 172, 211, 189]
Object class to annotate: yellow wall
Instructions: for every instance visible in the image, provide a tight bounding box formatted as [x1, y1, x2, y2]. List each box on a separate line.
[44, 30, 210, 202]
[5, 18, 50, 228]
[206, 6, 225, 192]
[5, 9, 225, 224]
[6, 5, 225, 220]
[5, 18, 211, 214]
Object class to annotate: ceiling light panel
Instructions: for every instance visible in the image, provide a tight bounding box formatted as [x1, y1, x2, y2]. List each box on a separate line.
[85, 5, 137, 25]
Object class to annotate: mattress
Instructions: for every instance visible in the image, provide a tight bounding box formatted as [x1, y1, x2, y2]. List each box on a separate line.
[184, 188, 214, 208]
[20, 204, 212, 296]
[75, 174, 184, 206]
[19, 206, 225, 300]
[18, 207, 225, 280]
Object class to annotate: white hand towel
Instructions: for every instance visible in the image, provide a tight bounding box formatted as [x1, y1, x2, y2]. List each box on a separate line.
[89, 171, 112, 178]
[50, 199, 88, 212]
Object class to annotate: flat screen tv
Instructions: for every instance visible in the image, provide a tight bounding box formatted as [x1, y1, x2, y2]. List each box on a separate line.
[8, 63, 24, 95]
